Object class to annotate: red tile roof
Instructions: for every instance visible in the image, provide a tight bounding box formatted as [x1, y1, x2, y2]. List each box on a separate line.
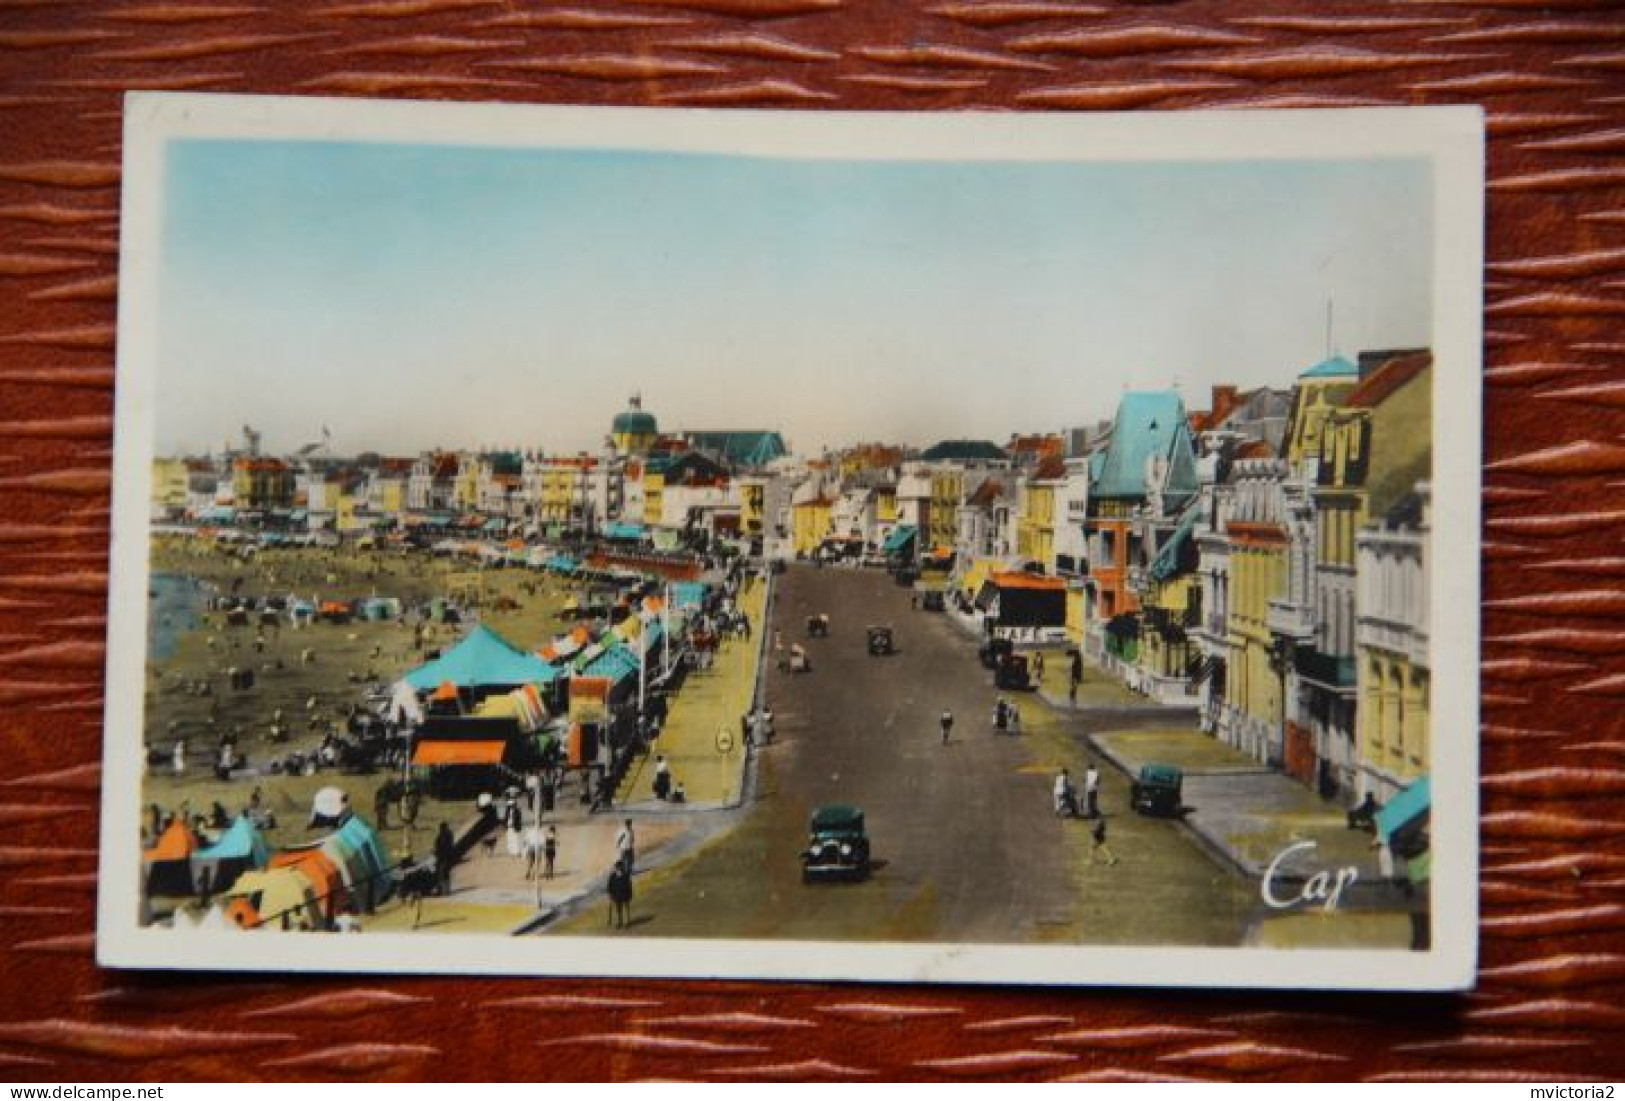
[1346, 352, 1432, 408]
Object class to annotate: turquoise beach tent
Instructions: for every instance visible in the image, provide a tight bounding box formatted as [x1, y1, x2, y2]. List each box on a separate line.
[190, 815, 271, 894]
[402, 624, 558, 691]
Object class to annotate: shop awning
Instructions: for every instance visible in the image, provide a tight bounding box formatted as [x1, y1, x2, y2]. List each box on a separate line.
[882, 525, 917, 555]
[1376, 775, 1430, 842]
[412, 739, 508, 767]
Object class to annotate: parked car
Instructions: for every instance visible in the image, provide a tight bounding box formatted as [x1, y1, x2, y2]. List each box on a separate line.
[867, 625, 894, 656]
[979, 636, 1013, 670]
[920, 590, 945, 612]
[994, 652, 1031, 690]
[1131, 763, 1184, 817]
[801, 804, 871, 883]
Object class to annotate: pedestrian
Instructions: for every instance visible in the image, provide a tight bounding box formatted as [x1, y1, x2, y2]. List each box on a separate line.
[762, 707, 775, 743]
[940, 709, 953, 745]
[615, 817, 635, 873]
[544, 824, 558, 880]
[1053, 768, 1077, 817]
[172, 738, 186, 776]
[1085, 760, 1101, 818]
[742, 708, 755, 747]
[434, 822, 455, 896]
[1033, 651, 1045, 683]
[504, 796, 524, 858]
[607, 860, 632, 928]
[1090, 815, 1119, 865]
[653, 755, 672, 800]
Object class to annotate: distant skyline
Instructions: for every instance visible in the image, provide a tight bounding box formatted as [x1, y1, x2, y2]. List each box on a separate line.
[156, 140, 1433, 458]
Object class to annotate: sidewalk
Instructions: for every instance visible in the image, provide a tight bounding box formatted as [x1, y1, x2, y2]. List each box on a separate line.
[1088, 725, 1385, 882]
[366, 805, 698, 934]
[618, 575, 766, 808]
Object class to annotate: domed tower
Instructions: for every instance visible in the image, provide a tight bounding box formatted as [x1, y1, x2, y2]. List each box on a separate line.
[611, 393, 659, 456]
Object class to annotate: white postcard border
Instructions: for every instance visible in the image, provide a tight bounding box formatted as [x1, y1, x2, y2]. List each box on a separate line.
[100, 94, 1483, 991]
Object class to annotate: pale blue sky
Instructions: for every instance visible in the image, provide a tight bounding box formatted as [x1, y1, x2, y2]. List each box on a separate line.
[156, 140, 1433, 457]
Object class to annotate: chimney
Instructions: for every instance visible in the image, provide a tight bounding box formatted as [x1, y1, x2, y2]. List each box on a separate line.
[1210, 385, 1240, 427]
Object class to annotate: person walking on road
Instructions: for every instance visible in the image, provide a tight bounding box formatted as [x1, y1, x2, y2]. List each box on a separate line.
[1070, 650, 1084, 708]
[1053, 768, 1078, 817]
[1090, 815, 1119, 865]
[433, 822, 456, 897]
[1085, 761, 1101, 819]
[543, 825, 558, 880]
[940, 709, 954, 745]
[607, 861, 632, 928]
[615, 817, 636, 874]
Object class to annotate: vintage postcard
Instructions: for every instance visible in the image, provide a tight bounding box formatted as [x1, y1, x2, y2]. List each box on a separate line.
[100, 94, 1483, 989]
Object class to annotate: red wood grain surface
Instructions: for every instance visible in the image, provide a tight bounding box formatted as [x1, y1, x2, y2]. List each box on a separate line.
[1, 0, 1623, 1083]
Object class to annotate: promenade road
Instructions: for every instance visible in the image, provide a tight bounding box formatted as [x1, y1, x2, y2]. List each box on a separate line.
[552, 563, 1257, 946]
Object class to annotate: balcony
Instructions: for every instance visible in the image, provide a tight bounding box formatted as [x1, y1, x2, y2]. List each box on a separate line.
[1267, 597, 1315, 641]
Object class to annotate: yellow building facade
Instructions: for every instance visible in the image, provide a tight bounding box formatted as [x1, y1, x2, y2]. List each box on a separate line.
[792, 497, 833, 556]
[1015, 483, 1056, 569]
[642, 468, 665, 527]
[151, 459, 190, 512]
[928, 469, 962, 552]
[1226, 522, 1288, 759]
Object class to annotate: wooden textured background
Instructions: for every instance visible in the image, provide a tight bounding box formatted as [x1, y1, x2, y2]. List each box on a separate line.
[1, 0, 1623, 1083]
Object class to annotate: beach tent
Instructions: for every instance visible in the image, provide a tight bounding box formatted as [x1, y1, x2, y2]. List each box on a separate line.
[403, 624, 559, 692]
[473, 683, 548, 732]
[144, 819, 200, 897]
[358, 596, 401, 621]
[581, 643, 640, 687]
[270, 849, 348, 923]
[190, 815, 270, 895]
[320, 815, 394, 911]
[227, 868, 325, 931]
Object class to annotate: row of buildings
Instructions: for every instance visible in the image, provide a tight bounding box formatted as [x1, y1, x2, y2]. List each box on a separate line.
[154, 357, 1432, 807]
[151, 396, 792, 550]
[773, 351, 1432, 808]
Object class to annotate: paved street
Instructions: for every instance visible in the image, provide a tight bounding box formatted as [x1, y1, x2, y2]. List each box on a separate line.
[551, 564, 1258, 945]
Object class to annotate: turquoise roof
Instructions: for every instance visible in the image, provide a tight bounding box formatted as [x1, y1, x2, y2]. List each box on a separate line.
[194, 815, 270, 867]
[1299, 355, 1359, 379]
[581, 643, 640, 684]
[613, 409, 658, 434]
[1091, 391, 1199, 502]
[683, 431, 788, 468]
[403, 624, 558, 690]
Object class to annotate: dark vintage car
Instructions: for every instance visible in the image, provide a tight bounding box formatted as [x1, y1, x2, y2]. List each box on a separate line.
[979, 636, 1013, 670]
[1131, 763, 1184, 817]
[802, 804, 871, 883]
[994, 652, 1031, 691]
[866, 625, 894, 656]
[919, 590, 946, 612]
